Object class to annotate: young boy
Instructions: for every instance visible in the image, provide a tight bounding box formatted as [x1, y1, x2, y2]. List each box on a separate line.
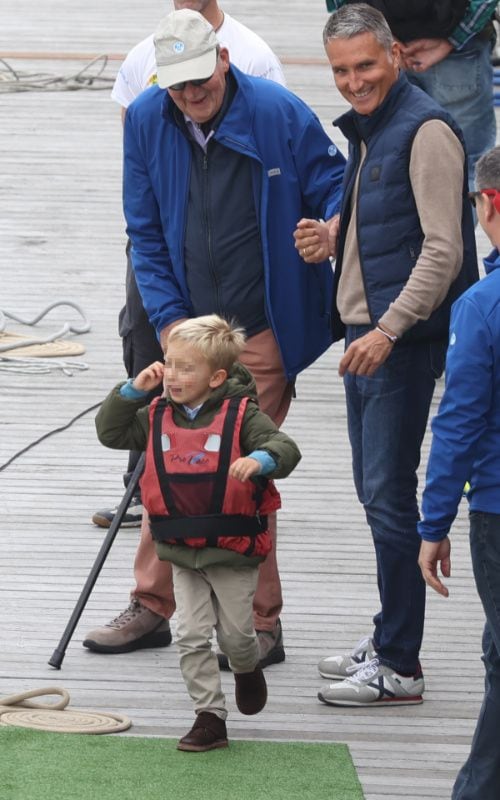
[95, 315, 301, 751]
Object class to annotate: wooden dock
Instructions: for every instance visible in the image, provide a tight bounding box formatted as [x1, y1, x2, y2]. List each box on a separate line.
[0, 2, 495, 798]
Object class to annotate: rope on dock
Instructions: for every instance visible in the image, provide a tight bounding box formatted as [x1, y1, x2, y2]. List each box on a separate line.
[0, 300, 90, 374]
[0, 687, 131, 734]
[0, 55, 114, 92]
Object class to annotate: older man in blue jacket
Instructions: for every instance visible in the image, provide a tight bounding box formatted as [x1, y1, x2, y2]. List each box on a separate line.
[120, 9, 345, 666]
[125, 10, 345, 375]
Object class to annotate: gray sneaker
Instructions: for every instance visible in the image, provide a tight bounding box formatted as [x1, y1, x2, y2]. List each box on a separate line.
[92, 497, 143, 529]
[318, 635, 376, 680]
[82, 598, 172, 654]
[318, 657, 425, 707]
[217, 619, 285, 671]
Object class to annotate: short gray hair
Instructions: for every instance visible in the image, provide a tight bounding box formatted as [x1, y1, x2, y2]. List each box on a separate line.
[475, 146, 500, 191]
[323, 3, 394, 52]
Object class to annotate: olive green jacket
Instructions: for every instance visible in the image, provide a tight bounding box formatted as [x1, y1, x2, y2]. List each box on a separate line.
[95, 363, 301, 568]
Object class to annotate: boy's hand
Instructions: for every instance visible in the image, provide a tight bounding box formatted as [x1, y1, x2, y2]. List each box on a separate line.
[133, 361, 165, 393]
[229, 457, 260, 482]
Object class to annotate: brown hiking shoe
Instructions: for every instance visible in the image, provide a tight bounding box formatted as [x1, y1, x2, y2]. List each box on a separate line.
[82, 598, 172, 654]
[177, 712, 228, 752]
[234, 665, 267, 715]
[218, 618, 285, 671]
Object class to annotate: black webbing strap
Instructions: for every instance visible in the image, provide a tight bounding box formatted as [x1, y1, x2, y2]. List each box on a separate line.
[150, 512, 268, 542]
[209, 397, 241, 514]
[151, 399, 179, 515]
[205, 397, 241, 546]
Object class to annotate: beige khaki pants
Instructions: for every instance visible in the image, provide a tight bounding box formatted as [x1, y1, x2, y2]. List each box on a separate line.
[172, 562, 260, 720]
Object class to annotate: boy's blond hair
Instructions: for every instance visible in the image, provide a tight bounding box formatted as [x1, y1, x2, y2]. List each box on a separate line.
[167, 315, 246, 373]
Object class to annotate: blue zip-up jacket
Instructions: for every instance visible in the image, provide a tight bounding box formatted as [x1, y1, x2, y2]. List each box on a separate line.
[123, 65, 346, 380]
[419, 250, 500, 542]
[331, 72, 478, 343]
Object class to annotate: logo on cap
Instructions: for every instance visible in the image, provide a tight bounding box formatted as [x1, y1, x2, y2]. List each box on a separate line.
[173, 41, 185, 53]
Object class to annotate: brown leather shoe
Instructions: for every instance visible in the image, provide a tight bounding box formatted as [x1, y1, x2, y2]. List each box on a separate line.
[234, 665, 267, 715]
[177, 712, 229, 752]
[82, 598, 172, 654]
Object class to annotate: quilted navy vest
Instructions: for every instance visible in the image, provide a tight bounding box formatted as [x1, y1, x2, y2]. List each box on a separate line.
[332, 73, 478, 344]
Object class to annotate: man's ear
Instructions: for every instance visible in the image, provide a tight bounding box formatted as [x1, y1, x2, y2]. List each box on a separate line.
[219, 47, 230, 73]
[485, 194, 498, 222]
[210, 368, 227, 389]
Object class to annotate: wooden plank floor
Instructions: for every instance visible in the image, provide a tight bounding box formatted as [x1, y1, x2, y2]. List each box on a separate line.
[0, 2, 496, 798]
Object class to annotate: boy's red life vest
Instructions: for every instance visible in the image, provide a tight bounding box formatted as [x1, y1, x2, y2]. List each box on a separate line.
[140, 396, 281, 558]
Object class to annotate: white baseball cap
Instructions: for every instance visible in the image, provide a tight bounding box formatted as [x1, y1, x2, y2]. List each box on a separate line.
[154, 9, 218, 89]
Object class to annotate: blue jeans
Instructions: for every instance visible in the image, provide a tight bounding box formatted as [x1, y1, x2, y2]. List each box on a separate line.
[344, 325, 446, 674]
[408, 34, 496, 190]
[452, 512, 500, 800]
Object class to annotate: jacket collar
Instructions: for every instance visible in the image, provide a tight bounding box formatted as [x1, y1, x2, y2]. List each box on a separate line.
[166, 362, 258, 419]
[334, 71, 410, 143]
[483, 248, 500, 275]
[161, 65, 256, 151]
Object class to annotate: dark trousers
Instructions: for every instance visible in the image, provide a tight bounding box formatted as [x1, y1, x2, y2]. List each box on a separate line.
[452, 512, 500, 800]
[119, 242, 163, 494]
[344, 325, 446, 674]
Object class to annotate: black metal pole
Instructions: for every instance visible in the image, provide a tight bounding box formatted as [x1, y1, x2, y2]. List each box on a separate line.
[48, 452, 145, 669]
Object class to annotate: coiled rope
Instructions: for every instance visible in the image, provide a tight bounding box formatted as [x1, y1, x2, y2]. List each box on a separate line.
[0, 687, 131, 734]
[0, 300, 90, 375]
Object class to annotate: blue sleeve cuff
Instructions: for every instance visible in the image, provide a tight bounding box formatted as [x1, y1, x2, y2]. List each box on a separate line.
[247, 450, 277, 475]
[417, 525, 451, 543]
[119, 378, 149, 400]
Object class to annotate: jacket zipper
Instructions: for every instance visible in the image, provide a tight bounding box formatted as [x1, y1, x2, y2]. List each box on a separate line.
[202, 151, 222, 315]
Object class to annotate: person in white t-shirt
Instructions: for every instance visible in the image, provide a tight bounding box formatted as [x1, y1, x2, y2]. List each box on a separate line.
[88, 0, 290, 672]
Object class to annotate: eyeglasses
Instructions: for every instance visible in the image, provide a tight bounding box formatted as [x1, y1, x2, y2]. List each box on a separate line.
[168, 74, 213, 92]
[468, 189, 500, 208]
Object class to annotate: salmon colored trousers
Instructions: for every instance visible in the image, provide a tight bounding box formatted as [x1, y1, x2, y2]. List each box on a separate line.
[131, 328, 294, 631]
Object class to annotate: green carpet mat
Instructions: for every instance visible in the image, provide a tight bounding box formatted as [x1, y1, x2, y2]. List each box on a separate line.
[1, 727, 364, 800]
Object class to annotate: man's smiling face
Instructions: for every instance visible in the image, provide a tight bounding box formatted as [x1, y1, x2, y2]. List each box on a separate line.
[326, 32, 399, 116]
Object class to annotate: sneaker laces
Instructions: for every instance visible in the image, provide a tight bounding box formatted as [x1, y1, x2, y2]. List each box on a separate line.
[347, 657, 380, 684]
[350, 634, 373, 657]
[344, 636, 374, 676]
[106, 599, 144, 629]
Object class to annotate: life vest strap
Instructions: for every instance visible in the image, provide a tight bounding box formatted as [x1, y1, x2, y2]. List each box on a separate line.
[149, 512, 268, 542]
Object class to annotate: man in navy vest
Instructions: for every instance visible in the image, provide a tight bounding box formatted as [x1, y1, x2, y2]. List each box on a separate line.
[324, 0, 498, 188]
[295, 3, 478, 707]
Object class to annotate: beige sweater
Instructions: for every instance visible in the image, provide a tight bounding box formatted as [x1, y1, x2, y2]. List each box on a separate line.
[337, 119, 465, 337]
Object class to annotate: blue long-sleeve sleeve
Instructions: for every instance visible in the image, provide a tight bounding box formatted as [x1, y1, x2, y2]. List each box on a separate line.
[419, 293, 493, 541]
